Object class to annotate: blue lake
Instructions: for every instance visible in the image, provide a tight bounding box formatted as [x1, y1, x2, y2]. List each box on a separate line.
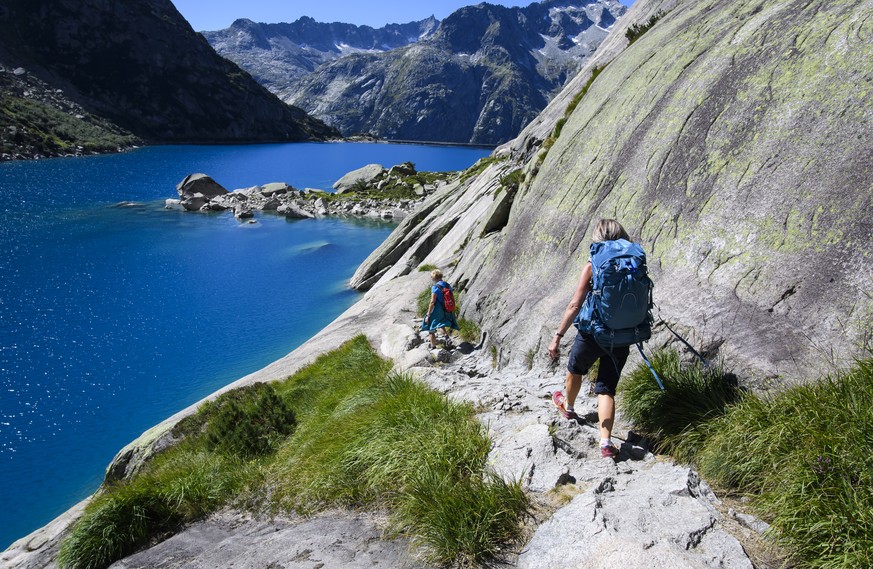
[0, 142, 491, 548]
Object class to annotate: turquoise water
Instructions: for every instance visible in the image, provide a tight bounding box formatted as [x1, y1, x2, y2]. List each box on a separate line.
[0, 142, 490, 548]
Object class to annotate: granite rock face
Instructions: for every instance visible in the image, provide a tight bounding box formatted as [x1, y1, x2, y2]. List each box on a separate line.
[0, 0, 338, 144]
[354, 0, 873, 383]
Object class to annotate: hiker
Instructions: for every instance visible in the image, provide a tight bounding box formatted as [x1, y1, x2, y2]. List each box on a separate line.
[548, 219, 637, 460]
[422, 269, 459, 349]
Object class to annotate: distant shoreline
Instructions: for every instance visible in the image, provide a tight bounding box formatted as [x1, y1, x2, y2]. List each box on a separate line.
[383, 139, 496, 150]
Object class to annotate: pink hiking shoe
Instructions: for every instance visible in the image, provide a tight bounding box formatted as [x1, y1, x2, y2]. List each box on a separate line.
[552, 391, 576, 419]
[601, 443, 620, 460]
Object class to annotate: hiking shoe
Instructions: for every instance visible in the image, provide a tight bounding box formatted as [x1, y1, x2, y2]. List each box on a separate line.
[552, 391, 576, 419]
[601, 444, 620, 460]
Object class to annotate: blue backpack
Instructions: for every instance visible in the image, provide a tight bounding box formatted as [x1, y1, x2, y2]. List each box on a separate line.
[573, 239, 653, 349]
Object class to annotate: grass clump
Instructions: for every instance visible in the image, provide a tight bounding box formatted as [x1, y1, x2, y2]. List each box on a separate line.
[417, 264, 438, 272]
[694, 360, 873, 568]
[497, 168, 523, 196]
[417, 287, 433, 317]
[269, 337, 529, 563]
[61, 336, 528, 568]
[457, 318, 481, 344]
[460, 155, 507, 183]
[620, 351, 873, 568]
[618, 350, 741, 459]
[58, 449, 251, 569]
[535, 65, 605, 169]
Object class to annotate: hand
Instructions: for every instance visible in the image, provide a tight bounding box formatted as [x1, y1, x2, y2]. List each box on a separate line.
[548, 337, 560, 360]
[424, 315, 430, 324]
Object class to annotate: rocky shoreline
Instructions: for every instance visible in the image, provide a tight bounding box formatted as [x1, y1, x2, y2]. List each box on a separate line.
[165, 162, 456, 222]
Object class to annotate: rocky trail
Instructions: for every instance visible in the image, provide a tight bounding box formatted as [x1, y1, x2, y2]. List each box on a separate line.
[4, 274, 774, 569]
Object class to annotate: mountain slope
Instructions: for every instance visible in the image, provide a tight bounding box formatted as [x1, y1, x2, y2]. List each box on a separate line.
[0, 0, 338, 144]
[202, 16, 439, 98]
[209, 0, 625, 144]
[352, 0, 873, 383]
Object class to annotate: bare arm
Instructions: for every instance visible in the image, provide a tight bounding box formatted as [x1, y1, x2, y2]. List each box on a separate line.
[425, 292, 437, 322]
[548, 262, 592, 359]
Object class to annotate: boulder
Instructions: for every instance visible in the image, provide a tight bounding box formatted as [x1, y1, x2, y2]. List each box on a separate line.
[233, 187, 259, 199]
[203, 201, 228, 212]
[517, 463, 752, 569]
[181, 193, 208, 211]
[388, 162, 416, 176]
[164, 198, 183, 210]
[233, 205, 253, 219]
[262, 197, 281, 211]
[333, 164, 385, 193]
[210, 194, 241, 210]
[176, 174, 229, 199]
[260, 182, 291, 197]
[277, 204, 314, 219]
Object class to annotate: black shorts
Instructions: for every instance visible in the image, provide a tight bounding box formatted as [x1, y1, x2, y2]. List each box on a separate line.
[567, 333, 630, 396]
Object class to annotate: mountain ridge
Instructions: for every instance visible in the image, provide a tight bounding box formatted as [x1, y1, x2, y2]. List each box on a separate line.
[206, 0, 626, 144]
[0, 0, 338, 154]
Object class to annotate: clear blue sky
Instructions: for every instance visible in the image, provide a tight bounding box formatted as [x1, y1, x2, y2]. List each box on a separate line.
[172, 0, 635, 32]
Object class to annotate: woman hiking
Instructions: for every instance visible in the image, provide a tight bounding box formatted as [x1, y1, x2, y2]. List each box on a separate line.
[422, 269, 460, 349]
[547, 219, 636, 460]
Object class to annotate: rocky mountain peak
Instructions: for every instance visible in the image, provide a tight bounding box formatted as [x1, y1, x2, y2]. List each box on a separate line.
[222, 0, 626, 144]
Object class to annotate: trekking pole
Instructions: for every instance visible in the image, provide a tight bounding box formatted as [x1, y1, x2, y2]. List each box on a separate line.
[636, 343, 665, 391]
[654, 305, 709, 367]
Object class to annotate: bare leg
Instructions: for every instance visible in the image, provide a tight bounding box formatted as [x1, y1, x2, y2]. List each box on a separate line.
[598, 394, 615, 440]
[565, 372, 583, 408]
[429, 332, 437, 348]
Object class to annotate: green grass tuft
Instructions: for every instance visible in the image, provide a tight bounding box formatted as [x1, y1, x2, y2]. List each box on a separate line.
[417, 287, 433, 317]
[460, 155, 506, 183]
[60, 336, 528, 568]
[620, 351, 873, 568]
[58, 449, 251, 569]
[694, 360, 873, 567]
[397, 468, 528, 564]
[417, 264, 438, 272]
[618, 350, 741, 458]
[457, 318, 481, 344]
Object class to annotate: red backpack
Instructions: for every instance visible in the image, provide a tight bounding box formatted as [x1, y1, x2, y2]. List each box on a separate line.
[438, 282, 456, 312]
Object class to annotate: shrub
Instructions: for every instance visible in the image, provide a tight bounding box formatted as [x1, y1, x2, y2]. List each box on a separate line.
[203, 383, 296, 459]
[417, 264, 438, 272]
[173, 383, 296, 459]
[625, 11, 665, 45]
